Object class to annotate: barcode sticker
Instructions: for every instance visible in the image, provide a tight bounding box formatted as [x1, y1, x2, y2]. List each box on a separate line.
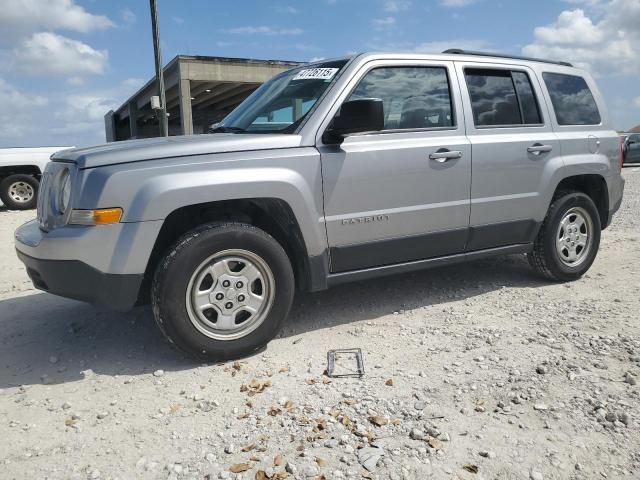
[292, 68, 338, 81]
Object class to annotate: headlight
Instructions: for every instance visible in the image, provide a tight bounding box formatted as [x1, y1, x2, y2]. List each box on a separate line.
[56, 168, 71, 214]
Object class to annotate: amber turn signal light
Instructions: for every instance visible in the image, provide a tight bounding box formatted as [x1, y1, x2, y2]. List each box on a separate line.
[70, 208, 123, 225]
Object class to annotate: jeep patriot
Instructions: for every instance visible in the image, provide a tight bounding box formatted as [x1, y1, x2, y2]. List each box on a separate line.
[15, 50, 625, 360]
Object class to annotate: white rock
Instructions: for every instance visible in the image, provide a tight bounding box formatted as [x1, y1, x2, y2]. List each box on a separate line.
[357, 446, 384, 472]
[530, 469, 544, 480]
[479, 450, 496, 459]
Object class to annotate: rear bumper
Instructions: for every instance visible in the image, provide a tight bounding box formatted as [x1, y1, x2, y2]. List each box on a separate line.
[16, 250, 142, 311]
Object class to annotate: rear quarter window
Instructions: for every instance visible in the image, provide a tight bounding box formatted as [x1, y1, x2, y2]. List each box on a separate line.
[542, 73, 601, 126]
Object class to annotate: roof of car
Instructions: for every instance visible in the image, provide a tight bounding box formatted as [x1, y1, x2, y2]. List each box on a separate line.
[316, 50, 579, 71]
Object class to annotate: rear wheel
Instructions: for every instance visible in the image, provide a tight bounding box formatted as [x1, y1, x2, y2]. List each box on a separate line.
[151, 222, 295, 361]
[528, 191, 601, 281]
[0, 174, 39, 210]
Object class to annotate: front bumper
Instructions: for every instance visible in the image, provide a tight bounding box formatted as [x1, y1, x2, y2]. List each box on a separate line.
[16, 251, 142, 311]
[14, 219, 161, 311]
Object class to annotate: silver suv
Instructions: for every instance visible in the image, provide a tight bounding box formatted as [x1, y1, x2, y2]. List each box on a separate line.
[15, 50, 625, 360]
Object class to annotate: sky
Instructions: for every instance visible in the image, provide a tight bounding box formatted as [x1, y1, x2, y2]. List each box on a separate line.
[0, 0, 638, 148]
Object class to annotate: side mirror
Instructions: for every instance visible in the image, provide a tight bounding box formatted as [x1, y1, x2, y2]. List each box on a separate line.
[323, 98, 384, 144]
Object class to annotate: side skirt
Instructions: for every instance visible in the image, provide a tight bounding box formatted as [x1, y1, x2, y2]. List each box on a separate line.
[326, 243, 532, 287]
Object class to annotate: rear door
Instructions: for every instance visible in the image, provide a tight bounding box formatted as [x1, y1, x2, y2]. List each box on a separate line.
[455, 62, 562, 250]
[318, 60, 471, 272]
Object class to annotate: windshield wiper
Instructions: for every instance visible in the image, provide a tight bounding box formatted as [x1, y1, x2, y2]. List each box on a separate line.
[209, 125, 246, 134]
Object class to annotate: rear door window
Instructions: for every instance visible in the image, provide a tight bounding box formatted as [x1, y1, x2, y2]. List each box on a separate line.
[542, 73, 601, 125]
[512, 72, 542, 125]
[464, 68, 542, 127]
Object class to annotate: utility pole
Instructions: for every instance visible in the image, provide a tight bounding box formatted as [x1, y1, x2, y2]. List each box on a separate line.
[150, 0, 168, 136]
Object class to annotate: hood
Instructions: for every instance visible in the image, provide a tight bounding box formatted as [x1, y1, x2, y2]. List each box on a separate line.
[52, 133, 303, 169]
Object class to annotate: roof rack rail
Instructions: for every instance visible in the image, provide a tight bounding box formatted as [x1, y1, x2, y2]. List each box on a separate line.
[442, 49, 573, 68]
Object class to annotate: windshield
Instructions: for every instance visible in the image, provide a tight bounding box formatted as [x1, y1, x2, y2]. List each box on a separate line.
[213, 59, 348, 134]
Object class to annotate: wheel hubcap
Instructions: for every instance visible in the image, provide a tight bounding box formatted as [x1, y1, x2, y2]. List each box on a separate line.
[186, 249, 275, 341]
[8, 181, 34, 204]
[556, 207, 592, 267]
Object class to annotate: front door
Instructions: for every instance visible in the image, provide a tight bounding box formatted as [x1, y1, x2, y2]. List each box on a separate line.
[318, 61, 471, 272]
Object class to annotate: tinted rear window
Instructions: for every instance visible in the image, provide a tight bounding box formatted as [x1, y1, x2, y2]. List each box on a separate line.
[543, 73, 601, 125]
[465, 69, 542, 127]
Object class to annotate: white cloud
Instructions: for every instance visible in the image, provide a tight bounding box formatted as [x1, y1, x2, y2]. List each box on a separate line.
[121, 8, 136, 27]
[372, 16, 396, 29]
[523, 0, 640, 76]
[440, 0, 478, 7]
[533, 9, 603, 46]
[67, 76, 85, 86]
[52, 94, 119, 135]
[413, 39, 489, 53]
[275, 5, 300, 14]
[384, 1, 411, 12]
[52, 78, 147, 138]
[0, 77, 48, 109]
[0, 0, 113, 39]
[172, 16, 185, 25]
[0, 77, 48, 140]
[122, 78, 145, 91]
[224, 26, 304, 35]
[0, 2, 120, 146]
[13, 32, 108, 76]
[635, 97, 640, 108]
[562, 0, 603, 5]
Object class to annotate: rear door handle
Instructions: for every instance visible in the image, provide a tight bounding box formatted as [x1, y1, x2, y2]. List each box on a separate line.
[429, 149, 463, 162]
[527, 143, 553, 155]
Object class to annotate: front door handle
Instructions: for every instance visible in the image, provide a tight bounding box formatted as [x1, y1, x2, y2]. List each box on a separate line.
[429, 149, 463, 162]
[527, 143, 553, 155]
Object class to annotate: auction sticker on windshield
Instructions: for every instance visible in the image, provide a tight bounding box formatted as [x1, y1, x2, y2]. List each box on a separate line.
[293, 68, 338, 81]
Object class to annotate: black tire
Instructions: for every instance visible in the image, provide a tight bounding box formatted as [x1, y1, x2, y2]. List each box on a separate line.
[528, 191, 601, 281]
[151, 222, 295, 361]
[0, 174, 39, 210]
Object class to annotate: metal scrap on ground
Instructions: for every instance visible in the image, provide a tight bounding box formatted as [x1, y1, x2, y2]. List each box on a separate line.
[326, 348, 365, 378]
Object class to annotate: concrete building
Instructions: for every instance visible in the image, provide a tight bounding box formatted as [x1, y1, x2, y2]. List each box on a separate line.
[105, 55, 301, 142]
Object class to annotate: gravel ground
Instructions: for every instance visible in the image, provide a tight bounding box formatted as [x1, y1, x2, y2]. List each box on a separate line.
[1, 168, 639, 480]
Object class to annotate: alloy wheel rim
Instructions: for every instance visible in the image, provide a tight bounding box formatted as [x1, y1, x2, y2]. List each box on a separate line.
[556, 207, 592, 267]
[185, 249, 275, 341]
[8, 181, 35, 204]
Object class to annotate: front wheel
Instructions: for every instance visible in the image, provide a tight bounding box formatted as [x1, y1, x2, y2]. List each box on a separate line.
[0, 174, 39, 210]
[151, 222, 295, 361]
[528, 191, 601, 281]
